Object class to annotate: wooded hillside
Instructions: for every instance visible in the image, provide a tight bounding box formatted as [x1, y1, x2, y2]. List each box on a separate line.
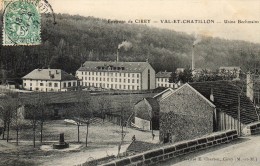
[1, 13, 260, 82]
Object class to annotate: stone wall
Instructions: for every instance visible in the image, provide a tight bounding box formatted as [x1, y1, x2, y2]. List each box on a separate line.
[159, 85, 215, 142]
[100, 130, 238, 166]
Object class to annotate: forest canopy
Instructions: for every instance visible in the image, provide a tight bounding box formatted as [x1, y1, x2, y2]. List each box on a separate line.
[0, 13, 260, 82]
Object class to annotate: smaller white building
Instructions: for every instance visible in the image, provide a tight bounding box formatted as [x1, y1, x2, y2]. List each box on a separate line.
[155, 71, 177, 89]
[22, 69, 78, 92]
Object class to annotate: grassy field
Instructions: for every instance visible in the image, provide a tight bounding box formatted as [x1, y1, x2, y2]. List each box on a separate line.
[0, 118, 158, 166]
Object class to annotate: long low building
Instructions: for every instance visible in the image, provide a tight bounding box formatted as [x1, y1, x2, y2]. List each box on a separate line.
[76, 61, 155, 90]
[22, 69, 79, 92]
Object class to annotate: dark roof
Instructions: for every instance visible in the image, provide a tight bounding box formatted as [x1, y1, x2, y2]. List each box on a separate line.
[19, 91, 90, 105]
[22, 69, 77, 81]
[155, 71, 172, 78]
[135, 97, 160, 121]
[126, 141, 161, 155]
[189, 81, 257, 124]
[145, 98, 160, 111]
[219, 66, 241, 71]
[77, 61, 151, 73]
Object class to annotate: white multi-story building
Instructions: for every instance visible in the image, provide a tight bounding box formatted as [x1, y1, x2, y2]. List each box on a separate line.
[155, 71, 178, 89]
[22, 69, 78, 92]
[76, 61, 155, 90]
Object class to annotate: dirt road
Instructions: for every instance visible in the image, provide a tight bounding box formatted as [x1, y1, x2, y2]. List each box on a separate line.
[160, 135, 260, 166]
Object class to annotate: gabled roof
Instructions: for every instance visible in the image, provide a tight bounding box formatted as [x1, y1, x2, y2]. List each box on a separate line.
[155, 71, 172, 78]
[19, 91, 90, 105]
[77, 61, 151, 73]
[160, 84, 215, 108]
[153, 88, 175, 100]
[189, 81, 257, 124]
[22, 69, 77, 81]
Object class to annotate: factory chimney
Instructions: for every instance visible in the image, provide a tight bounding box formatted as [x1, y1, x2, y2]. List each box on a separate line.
[117, 49, 119, 62]
[192, 44, 195, 71]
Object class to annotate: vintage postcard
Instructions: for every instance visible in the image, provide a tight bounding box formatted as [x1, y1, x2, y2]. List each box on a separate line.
[0, 0, 260, 166]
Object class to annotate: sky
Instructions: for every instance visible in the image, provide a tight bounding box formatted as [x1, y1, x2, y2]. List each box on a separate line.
[2, 0, 260, 43]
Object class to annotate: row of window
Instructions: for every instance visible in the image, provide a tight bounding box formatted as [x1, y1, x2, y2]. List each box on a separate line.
[24, 82, 77, 88]
[83, 77, 139, 83]
[80, 71, 140, 78]
[156, 78, 169, 82]
[85, 82, 140, 90]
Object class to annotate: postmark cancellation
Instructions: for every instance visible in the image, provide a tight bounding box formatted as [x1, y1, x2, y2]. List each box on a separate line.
[3, 0, 41, 46]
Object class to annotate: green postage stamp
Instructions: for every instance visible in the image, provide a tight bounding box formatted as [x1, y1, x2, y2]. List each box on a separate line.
[3, 0, 41, 45]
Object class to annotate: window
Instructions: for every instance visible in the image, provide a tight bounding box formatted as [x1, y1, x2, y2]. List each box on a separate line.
[49, 82, 52, 87]
[124, 73, 126, 77]
[89, 77, 91, 80]
[63, 83, 66, 87]
[124, 85, 126, 89]
[100, 72, 102, 76]
[73, 82, 76, 86]
[137, 74, 139, 78]
[115, 84, 117, 89]
[128, 79, 130, 83]
[115, 73, 117, 76]
[82, 72, 83, 75]
[96, 77, 98, 81]
[111, 84, 113, 89]
[137, 79, 139, 83]
[119, 79, 121, 82]
[115, 78, 117, 82]
[103, 72, 105, 76]
[111, 78, 113, 82]
[100, 78, 101, 81]
[107, 78, 109, 82]
[132, 85, 134, 90]
[137, 86, 139, 90]
[85, 72, 87, 75]
[132, 79, 135, 83]
[54, 83, 58, 87]
[103, 78, 105, 81]
[119, 73, 121, 77]
[24, 83, 26, 86]
[68, 82, 71, 87]
[40, 83, 43, 86]
[128, 85, 130, 89]
[128, 73, 130, 77]
[119, 85, 122, 89]
[92, 77, 94, 80]
[85, 77, 87, 80]
[124, 79, 126, 83]
[132, 74, 134, 77]
[107, 84, 109, 88]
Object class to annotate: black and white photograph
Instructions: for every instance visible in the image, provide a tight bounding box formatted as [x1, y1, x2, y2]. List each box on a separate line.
[0, 0, 260, 165]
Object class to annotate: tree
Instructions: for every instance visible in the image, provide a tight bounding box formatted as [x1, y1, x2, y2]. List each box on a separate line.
[97, 96, 111, 122]
[74, 90, 92, 146]
[25, 93, 45, 148]
[169, 71, 179, 83]
[178, 69, 193, 83]
[117, 104, 127, 157]
[0, 93, 18, 142]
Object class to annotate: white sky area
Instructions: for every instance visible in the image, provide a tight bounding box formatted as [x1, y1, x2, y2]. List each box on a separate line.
[2, 0, 260, 43]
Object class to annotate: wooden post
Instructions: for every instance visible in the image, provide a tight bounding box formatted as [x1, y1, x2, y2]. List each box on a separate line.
[238, 94, 241, 136]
